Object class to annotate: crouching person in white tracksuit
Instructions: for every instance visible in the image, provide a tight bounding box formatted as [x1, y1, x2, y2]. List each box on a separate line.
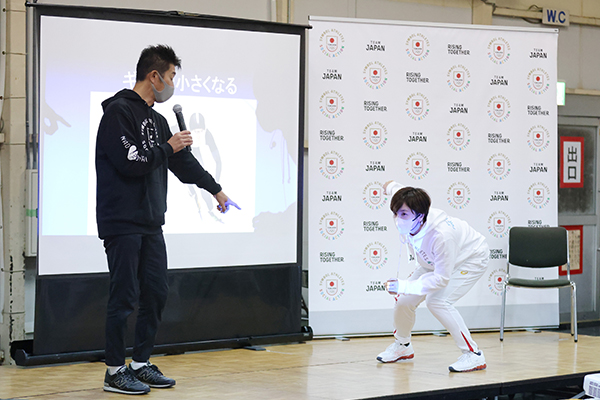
[377, 181, 490, 372]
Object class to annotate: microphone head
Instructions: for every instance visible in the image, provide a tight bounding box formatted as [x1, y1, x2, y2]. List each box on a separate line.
[173, 104, 182, 113]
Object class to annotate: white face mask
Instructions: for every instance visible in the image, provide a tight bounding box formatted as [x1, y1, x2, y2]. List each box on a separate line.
[395, 213, 423, 235]
[151, 72, 175, 103]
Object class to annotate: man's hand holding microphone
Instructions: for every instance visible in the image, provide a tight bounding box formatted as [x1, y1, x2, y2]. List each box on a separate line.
[167, 130, 193, 153]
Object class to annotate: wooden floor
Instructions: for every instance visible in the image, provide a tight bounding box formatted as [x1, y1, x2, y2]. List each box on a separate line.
[1, 331, 599, 399]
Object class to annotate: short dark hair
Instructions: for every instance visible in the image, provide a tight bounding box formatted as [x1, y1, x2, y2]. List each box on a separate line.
[136, 45, 182, 82]
[390, 187, 431, 223]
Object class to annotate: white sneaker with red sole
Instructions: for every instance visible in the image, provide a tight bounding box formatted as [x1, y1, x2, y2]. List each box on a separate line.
[448, 351, 486, 372]
[376, 342, 415, 363]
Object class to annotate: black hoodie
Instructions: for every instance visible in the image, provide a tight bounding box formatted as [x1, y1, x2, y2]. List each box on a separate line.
[95, 89, 222, 239]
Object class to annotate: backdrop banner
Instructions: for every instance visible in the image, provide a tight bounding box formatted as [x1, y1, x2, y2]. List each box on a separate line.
[308, 16, 558, 336]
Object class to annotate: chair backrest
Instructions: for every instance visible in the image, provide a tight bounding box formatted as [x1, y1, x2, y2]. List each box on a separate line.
[508, 227, 568, 268]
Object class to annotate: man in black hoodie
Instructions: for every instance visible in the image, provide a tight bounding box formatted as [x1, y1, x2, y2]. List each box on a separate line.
[96, 45, 236, 395]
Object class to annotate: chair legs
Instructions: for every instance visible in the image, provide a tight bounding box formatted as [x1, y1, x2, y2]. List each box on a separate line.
[500, 280, 507, 341]
[571, 282, 578, 342]
[499, 281, 578, 343]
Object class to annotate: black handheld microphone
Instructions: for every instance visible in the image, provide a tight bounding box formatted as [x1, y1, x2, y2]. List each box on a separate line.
[173, 104, 191, 152]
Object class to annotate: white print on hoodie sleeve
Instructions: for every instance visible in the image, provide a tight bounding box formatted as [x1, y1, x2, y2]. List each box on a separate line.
[98, 107, 172, 178]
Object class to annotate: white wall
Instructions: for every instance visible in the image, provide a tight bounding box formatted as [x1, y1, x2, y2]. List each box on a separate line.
[294, 0, 472, 25]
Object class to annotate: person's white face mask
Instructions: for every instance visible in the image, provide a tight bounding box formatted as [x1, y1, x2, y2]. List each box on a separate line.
[395, 211, 423, 235]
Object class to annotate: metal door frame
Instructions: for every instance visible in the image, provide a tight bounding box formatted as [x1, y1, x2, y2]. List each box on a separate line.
[557, 116, 600, 322]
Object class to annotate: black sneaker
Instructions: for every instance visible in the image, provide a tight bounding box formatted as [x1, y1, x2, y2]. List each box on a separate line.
[129, 363, 176, 388]
[104, 366, 151, 395]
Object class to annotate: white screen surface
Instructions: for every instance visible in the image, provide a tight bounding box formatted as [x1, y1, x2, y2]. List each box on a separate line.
[38, 16, 301, 275]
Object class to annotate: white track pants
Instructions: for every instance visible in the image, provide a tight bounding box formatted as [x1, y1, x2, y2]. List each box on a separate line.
[393, 262, 487, 354]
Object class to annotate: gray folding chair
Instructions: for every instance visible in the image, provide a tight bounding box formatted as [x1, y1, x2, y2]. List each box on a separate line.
[500, 226, 577, 342]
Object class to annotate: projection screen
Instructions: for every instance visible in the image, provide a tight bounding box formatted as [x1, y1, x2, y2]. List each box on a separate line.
[23, 6, 306, 362]
[38, 11, 302, 275]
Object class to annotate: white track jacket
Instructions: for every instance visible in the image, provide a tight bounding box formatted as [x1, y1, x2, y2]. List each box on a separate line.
[386, 182, 489, 295]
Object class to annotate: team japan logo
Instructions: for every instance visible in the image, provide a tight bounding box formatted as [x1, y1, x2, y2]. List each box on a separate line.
[487, 211, 512, 239]
[405, 93, 430, 121]
[527, 125, 551, 152]
[405, 33, 430, 61]
[319, 150, 345, 180]
[363, 61, 388, 89]
[362, 182, 388, 210]
[446, 182, 471, 210]
[405, 152, 430, 180]
[487, 37, 511, 64]
[319, 28, 345, 58]
[527, 68, 551, 95]
[319, 272, 345, 301]
[487, 153, 511, 180]
[363, 241, 389, 270]
[363, 121, 388, 150]
[488, 268, 508, 296]
[319, 211, 345, 241]
[447, 65, 471, 92]
[319, 90, 345, 119]
[487, 95, 511, 122]
[446, 123, 471, 151]
[527, 182, 551, 209]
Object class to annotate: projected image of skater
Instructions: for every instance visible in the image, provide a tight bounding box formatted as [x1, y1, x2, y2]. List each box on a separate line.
[186, 112, 223, 223]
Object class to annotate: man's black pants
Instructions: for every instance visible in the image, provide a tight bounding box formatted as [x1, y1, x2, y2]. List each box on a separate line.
[103, 233, 169, 366]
